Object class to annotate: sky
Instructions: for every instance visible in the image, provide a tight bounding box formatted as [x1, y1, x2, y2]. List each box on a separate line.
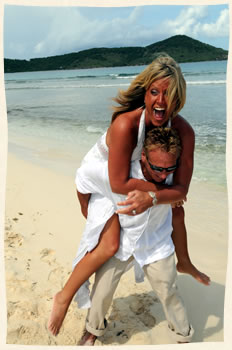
[3, 3, 229, 60]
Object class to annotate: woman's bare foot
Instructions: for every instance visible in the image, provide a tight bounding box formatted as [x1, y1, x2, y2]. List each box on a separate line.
[48, 291, 71, 336]
[176, 260, 210, 286]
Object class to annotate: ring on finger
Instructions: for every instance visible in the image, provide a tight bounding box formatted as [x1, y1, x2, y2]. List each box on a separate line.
[132, 209, 136, 215]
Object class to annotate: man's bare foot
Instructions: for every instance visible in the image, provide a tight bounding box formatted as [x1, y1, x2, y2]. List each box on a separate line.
[47, 291, 71, 336]
[78, 329, 97, 346]
[176, 261, 210, 286]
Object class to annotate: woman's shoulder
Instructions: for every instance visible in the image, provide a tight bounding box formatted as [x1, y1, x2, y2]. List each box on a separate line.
[110, 108, 143, 132]
[107, 108, 143, 146]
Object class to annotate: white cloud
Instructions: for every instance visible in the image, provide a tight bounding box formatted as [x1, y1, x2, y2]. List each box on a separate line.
[201, 9, 229, 37]
[34, 8, 87, 56]
[5, 5, 229, 59]
[163, 6, 229, 39]
[34, 7, 146, 57]
[165, 6, 208, 36]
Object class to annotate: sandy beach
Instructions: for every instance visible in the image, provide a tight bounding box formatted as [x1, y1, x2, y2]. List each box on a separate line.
[4, 152, 228, 346]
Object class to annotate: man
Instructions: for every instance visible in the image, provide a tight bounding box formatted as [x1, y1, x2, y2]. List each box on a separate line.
[78, 127, 194, 345]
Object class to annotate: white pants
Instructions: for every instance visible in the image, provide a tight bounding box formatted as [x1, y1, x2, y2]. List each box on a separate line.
[85, 253, 194, 343]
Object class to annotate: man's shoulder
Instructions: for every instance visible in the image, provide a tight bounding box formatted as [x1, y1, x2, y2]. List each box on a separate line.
[130, 159, 144, 179]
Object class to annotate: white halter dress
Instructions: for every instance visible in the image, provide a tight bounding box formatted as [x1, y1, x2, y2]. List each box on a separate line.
[73, 110, 171, 308]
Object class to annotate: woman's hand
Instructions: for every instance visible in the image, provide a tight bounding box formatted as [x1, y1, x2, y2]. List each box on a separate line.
[116, 190, 153, 215]
[171, 197, 187, 208]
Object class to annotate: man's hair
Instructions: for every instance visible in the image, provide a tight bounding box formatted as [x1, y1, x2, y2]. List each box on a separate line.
[144, 127, 182, 159]
[112, 53, 186, 121]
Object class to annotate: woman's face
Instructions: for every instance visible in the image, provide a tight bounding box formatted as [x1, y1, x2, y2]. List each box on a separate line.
[144, 78, 176, 127]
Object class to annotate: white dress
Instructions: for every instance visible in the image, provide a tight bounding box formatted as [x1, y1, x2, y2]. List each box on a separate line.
[74, 109, 146, 262]
[73, 109, 146, 308]
[73, 110, 172, 308]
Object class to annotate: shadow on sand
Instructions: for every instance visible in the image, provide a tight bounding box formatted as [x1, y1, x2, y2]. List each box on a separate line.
[99, 276, 224, 345]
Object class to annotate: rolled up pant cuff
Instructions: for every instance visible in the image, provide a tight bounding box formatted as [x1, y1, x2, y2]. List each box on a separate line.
[168, 324, 194, 343]
[86, 318, 108, 337]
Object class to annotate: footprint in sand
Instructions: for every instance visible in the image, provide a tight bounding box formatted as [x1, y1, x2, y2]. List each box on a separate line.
[129, 298, 145, 314]
[138, 293, 159, 305]
[57, 331, 78, 345]
[7, 277, 32, 296]
[129, 296, 156, 327]
[5, 232, 24, 248]
[26, 258, 31, 271]
[40, 249, 56, 265]
[7, 301, 20, 318]
[31, 282, 37, 291]
[47, 266, 66, 286]
[138, 312, 156, 328]
[7, 321, 50, 345]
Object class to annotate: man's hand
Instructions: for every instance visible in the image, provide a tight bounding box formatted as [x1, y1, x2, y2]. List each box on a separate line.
[116, 190, 153, 215]
[116, 190, 187, 215]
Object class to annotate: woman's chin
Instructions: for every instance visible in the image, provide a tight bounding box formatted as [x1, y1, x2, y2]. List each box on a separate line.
[152, 117, 168, 126]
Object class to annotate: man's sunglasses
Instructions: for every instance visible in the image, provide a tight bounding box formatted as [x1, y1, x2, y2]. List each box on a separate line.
[147, 157, 179, 173]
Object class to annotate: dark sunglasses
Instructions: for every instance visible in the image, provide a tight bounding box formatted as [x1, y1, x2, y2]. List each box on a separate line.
[147, 157, 179, 173]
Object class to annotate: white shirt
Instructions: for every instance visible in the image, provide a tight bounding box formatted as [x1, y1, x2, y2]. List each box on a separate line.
[115, 161, 174, 266]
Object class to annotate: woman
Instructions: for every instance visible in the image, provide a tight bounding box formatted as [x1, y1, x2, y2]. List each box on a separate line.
[48, 54, 210, 336]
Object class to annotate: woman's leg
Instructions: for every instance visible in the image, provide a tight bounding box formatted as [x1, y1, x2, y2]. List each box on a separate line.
[172, 206, 210, 286]
[48, 213, 120, 335]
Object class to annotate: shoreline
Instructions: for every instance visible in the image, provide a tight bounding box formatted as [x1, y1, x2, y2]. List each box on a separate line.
[4, 58, 228, 75]
[8, 137, 228, 190]
[4, 151, 228, 345]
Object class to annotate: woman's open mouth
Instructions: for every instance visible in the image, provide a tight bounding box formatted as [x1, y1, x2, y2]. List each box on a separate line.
[153, 107, 166, 121]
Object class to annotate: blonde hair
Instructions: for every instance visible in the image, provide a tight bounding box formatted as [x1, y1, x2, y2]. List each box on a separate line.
[112, 53, 186, 122]
[144, 127, 182, 159]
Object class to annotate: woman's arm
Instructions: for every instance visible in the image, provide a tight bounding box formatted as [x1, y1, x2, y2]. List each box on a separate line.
[107, 112, 160, 194]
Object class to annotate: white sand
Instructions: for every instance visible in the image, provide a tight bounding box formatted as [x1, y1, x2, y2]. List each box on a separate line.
[4, 152, 228, 345]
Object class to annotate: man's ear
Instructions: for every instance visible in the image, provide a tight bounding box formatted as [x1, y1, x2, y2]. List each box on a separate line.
[141, 150, 146, 162]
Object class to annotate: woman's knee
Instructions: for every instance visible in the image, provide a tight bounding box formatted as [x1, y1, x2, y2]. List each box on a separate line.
[172, 206, 185, 224]
[106, 238, 120, 257]
[99, 214, 120, 258]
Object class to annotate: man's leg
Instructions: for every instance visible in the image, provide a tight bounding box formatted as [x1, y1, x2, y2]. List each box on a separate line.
[143, 253, 194, 343]
[79, 256, 133, 344]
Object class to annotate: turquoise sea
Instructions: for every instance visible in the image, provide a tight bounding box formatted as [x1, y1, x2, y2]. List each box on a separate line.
[4, 60, 227, 187]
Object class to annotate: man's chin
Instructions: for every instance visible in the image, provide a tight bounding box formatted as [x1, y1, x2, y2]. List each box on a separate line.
[153, 177, 164, 183]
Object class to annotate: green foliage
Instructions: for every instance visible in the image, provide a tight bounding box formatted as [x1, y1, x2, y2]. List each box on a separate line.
[4, 35, 228, 73]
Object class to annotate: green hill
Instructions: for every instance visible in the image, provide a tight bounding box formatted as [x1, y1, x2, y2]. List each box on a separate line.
[4, 35, 228, 73]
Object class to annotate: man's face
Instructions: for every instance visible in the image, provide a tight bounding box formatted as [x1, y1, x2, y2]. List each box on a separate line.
[141, 148, 177, 183]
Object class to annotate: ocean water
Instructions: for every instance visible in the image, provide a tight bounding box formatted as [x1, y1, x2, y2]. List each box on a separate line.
[4, 60, 227, 187]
